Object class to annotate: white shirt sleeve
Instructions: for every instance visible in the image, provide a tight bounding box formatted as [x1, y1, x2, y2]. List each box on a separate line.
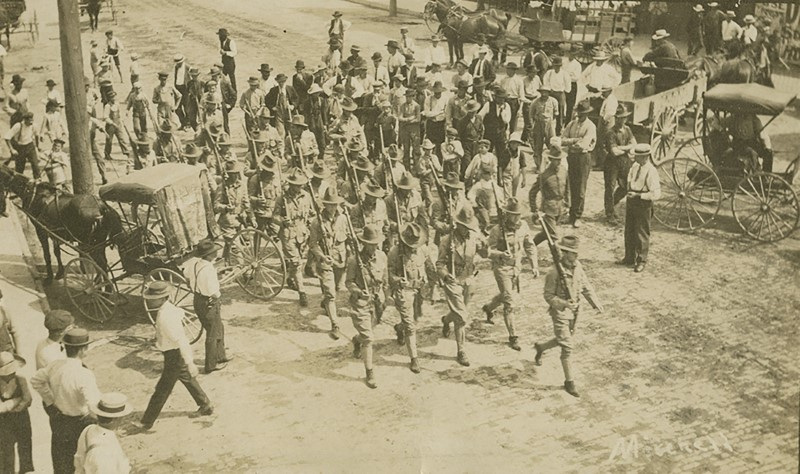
[225, 39, 238, 57]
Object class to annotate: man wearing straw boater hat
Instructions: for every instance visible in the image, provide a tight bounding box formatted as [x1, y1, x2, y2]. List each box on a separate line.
[642, 29, 680, 63]
[482, 197, 539, 352]
[604, 104, 637, 225]
[139, 281, 213, 429]
[703, 2, 725, 54]
[247, 158, 281, 231]
[74, 392, 131, 472]
[273, 167, 315, 307]
[0, 350, 34, 473]
[534, 235, 602, 398]
[437, 206, 485, 367]
[580, 49, 620, 95]
[31, 328, 102, 473]
[530, 144, 568, 245]
[182, 239, 231, 374]
[620, 143, 661, 273]
[309, 188, 349, 339]
[345, 224, 388, 389]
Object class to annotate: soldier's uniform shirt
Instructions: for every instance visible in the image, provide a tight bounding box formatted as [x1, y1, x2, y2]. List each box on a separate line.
[309, 212, 349, 271]
[485, 221, 537, 321]
[274, 191, 315, 262]
[467, 179, 501, 224]
[247, 174, 280, 221]
[543, 262, 595, 349]
[346, 250, 388, 343]
[430, 192, 469, 236]
[288, 130, 319, 160]
[214, 181, 250, 238]
[530, 164, 568, 217]
[388, 245, 428, 333]
[352, 200, 389, 240]
[386, 190, 424, 231]
[436, 231, 484, 322]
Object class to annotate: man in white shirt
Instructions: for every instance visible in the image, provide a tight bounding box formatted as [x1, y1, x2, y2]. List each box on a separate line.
[182, 240, 230, 374]
[561, 100, 597, 228]
[451, 59, 472, 89]
[370, 52, 391, 86]
[542, 56, 571, 131]
[721, 11, 742, 51]
[4, 111, 41, 178]
[741, 14, 758, 46]
[399, 27, 416, 56]
[423, 34, 448, 69]
[74, 393, 132, 474]
[498, 62, 525, 133]
[31, 328, 101, 474]
[622, 143, 661, 273]
[139, 281, 213, 429]
[258, 63, 277, 95]
[327, 11, 351, 47]
[35, 310, 74, 370]
[423, 81, 449, 149]
[104, 30, 124, 82]
[581, 50, 620, 96]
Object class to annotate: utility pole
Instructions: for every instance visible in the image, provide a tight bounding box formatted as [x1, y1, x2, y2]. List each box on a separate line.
[389, 0, 397, 17]
[57, 0, 94, 195]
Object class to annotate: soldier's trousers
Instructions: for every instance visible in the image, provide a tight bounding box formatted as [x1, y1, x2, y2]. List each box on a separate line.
[532, 212, 559, 246]
[398, 124, 420, 169]
[485, 266, 517, 338]
[394, 287, 422, 358]
[282, 238, 308, 294]
[318, 265, 344, 322]
[441, 278, 470, 326]
[624, 197, 652, 263]
[538, 312, 574, 381]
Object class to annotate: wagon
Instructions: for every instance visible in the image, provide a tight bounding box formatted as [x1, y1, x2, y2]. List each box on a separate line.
[61, 163, 285, 342]
[652, 83, 800, 242]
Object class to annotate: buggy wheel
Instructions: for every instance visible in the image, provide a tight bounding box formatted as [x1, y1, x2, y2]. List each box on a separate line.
[601, 37, 626, 75]
[650, 106, 679, 164]
[673, 137, 718, 203]
[228, 229, 286, 300]
[785, 155, 800, 185]
[732, 172, 799, 242]
[143, 268, 204, 344]
[653, 158, 722, 231]
[63, 257, 118, 323]
[693, 99, 705, 140]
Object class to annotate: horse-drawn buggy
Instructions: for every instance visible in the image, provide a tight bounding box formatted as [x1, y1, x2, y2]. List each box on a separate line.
[652, 83, 800, 242]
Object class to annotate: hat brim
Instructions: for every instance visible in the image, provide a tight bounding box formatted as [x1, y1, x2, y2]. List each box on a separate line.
[558, 245, 578, 253]
[455, 218, 479, 231]
[195, 243, 222, 258]
[286, 178, 308, 186]
[358, 235, 383, 245]
[143, 290, 171, 301]
[399, 230, 426, 248]
[322, 197, 345, 205]
[0, 355, 25, 376]
[91, 403, 133, 418]
[364, 189, 385, 198]
[341, 104, 358, 112]
[443, 181, 465, 190]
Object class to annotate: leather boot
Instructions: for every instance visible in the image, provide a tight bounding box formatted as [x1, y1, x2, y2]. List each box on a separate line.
[509, 336, 521, 351]
[457, 351, 470, 367]
[409, 357, 421, 374]
[299, 292, 308, 307]
[329, 323, 340, 340]
[482, 304, 494, 324]
[394, 323, 405, 345]
[564, 380, 580, 397]
[441, 316, 451, 338]
[352, 336, 361, 359]
[365, 368, 377, 389]
[533, 342, 544, 366]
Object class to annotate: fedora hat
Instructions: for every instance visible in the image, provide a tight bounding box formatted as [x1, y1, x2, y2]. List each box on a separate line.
[247, 76, 260, 86]
[503, 197, 522, 215]
[92, 392, 133, 418]
[157, 71, 169, 79]
[189, 67, 200, 76]
[546, 146, 564, 161]
[371, 52, 383, 61]
[258, 157, 278, 173]
[575, 100, 593, 115]
[295, 60, 306, 69]
[358, 225, 383, 245]
[421, 138, 435, 150]
[259, 107, 272, 118]
[442, 171, 464, 190]
[386, 40, 399, 49]
[399, 222, 425, 248]
[290, 115, 308, 128]
[651, 29, 670, 40]
[466, 99, 481, 113]
[743, 14, 755, 24]
[505, 61, 519, 69]
[44, 309, 74, 332]
[0, 352, 25, 376]
[454, 206, 479, 231]
[333, 10, 343, 17]
[194, 239, 221, 258]
[431, 81, 445, 93]
[551, 56, 563, 66]
[364, 181, 385, 198]
[11, 74, 24, 84]
[341, 98, 358, 112]
[62, 327, 91, 346]
[615, 104, 631, 118]
[217, 28, 229, 36]
[321, 188, 345, 205]
[285, 167, 308, 186]
[310, 161, 328, 179]
[558, 235, 579, 253]
[395, 172, 417, 190]
[632, 143, 652, 157]
[224, 159, 243, 174]
[258, 63, 272, 73]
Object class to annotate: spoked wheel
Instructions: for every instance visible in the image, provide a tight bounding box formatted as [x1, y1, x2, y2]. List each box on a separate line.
[672, 138, 717, 204]
[785, 155, 800, 185]
[63, 257, 118, 323]
[226, 229, 286, 300]
[693, 99, 705, 140]
[654, 157, 722, 231]
[732, 172, 800, 242]
[601, 37, 626, 76]
[143, 268, 204, 344]
[650, 106, 679, 164]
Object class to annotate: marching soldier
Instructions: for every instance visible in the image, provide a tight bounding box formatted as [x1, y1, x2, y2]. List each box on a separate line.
[530, 146, 568, 245]
[385, 172, 425, 248]
[273, 168, 315, 307]
[437, 206, 485, 367]
[345, 224, 388, 389]
[308, 161, 331, 207]
[374, 144, 406, 189]
[441, 127, 465, 177]
[482, 198, 539, 351]
[340, 152, 373, 206]
[533, 235, 603, 398]
[214, 159, 253, 258]
[308, 188, 349, 339]
[467, 162, 502, 234]
[351, 181, 389, 246]
[286, 115, 318, 168]
[245, 130, 269, 170]
[257, 109, 285, 162]
[153, 121, 182, 163]
[247, 159, 281, 231]
[430, 171, 469, 240]
[388, 223, 429, 374]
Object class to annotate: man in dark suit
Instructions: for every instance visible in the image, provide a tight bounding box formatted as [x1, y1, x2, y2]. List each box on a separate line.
[398, 53, 418, 88]
[469, 45, 495, 84]
[264, 73, 299, 138]
[173, 54, 191, 129]
[292, 60, 314, 109]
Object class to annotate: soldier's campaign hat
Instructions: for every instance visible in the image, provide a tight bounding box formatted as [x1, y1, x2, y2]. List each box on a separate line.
[321, 188, 345, 205]
[259, 107, 273, 118]
[551, 56, 563, 66]
[224, 159, 243, 174]
[62, 327, 92, 346]
[341, 97, 358, 112]
[503, 197, 522, 215]
[259, 63, 272, 73]
[558, 235, 580, 253]
[421, 138, 436, 150]
[466, 99, 481, 113]
[431, 81, 446, 93]
[157, 71, 169, 79]
[364, 181, 386, 198]
[158, 121, 174, 134]
[91, 392, 133, 419]
[575, 100, 593, 115]
[174, 54, 185, 63]
[615, 104, 631, 118]
[396, 172, 417, 190]
[308, 83, 324, 95]
[508, 131, 524, 144]
[285, 167, 308, 185]
[0, 352, 25, 376]
[183, 143, 203, 157]
[216, 132, 232, 146]
[258, 158, 278, 173]
[632, 143, 652, 157]
[352, 155, 374, 172]
[247, 76, 260, 86]
[290, 115, 308, 128]
[194, 239, 221, 258]
[44, 309, 74, 332]
[454, 206, 479, 231]
[387, 143, 400, 159]
[332, 84, 346, 94]
[399, 222, 426, 248]
[693, 4, 704, 12]
[442, 171, 464, 190]
[208, 122, 224, 137]
[310, 161, 329, 178]
[358, 224, 383, 245]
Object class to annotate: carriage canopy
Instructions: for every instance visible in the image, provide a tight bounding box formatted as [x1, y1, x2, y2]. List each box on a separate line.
[99, 163, 215, 255]
[703, 83, 797, 117]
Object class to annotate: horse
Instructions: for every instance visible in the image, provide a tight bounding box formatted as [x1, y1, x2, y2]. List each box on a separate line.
[0, 165, 122, 283]
[425, 0, 512, 65]
[687, 48, 772, 88]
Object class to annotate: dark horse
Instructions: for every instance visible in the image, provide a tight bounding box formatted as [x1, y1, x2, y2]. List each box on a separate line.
[687, 50, 771, 88]
[424, 0, 511, 65]
[0, 165, 122, 283]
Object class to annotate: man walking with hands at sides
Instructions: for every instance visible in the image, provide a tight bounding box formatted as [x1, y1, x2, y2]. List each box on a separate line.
[139, 281, 213, 430]
[619, 143, 661, 273]
[182, 240, 232, 374]
[534, 235, 603, 398]
[217, 28, 238, 93]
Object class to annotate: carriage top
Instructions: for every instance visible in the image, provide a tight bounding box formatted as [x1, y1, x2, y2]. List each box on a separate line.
[703, 83, 797, 117]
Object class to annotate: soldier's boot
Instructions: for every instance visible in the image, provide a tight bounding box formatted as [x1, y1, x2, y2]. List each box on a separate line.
[503, 310, 519, 350]
[325, 300, 340, 340]
[394, 323, 405, 345]
[365, 368, 377, 389]
[482, 304, 495, 324]
[299, 292, 308, 307]
[456, 351, 470, 367]
[455, 324, 469, 367]
[533, 342, 544, 366]
[352, 336, 362, 359]
[409, 357, 421, 374]
[364, 345, 377, 389]
[441, 315, 451, 338]
[508, 336, 521, 351]
[406, 333, 419, 373]
[561, 354, 579, 396]
[564, 380, 580, 398]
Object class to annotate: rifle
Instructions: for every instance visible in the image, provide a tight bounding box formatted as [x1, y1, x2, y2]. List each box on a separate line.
[146, 103, 183, 163]
[307, 181, 331, 257]
[380, 124, 406, 279]
[429, 164, 455, 275]
[342, 207, 385, 324]
[340, 139, 365, 212]
[286, 131, 305, 172]
[491, 181, 519, 292]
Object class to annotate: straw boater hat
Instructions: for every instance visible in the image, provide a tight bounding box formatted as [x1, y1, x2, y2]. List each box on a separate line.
[592, 49, 609, 61]
[341, 97, 358, 112]
[290, 115, 308, 128]
[44, 309, 74, 332]
[358, 225, 383, 245]
[726, 10, 735, 17]
[421, 138, 435, 150]
[743, 14, 755, 24]
[364, 181, 386, 198]
[399, 222, 425, 248]
[321, 188, 345, 205]
[632, 143, 652, 158]
[442, 171, 464, 190]
[651, 29, 670, 40]
[285, 167, 308, 186]
[0, 351, 25, 376]
[63, 327, 92, 346]
[707, 2, 718, 7]
[615, 104, 631, 118]
[194, 239, 221, 258]
[395, 172, 417, 190]
[454, 206, 479, 231]
[310, 161, 328, 179]
[693, 4, 704, 12]
[558, 235, 579, 254]
[91, 392, 133, 418]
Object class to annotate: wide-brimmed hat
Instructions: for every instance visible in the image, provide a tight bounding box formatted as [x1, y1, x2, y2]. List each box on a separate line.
[332, 10, 343, 17]
[707, 2, 718, 7]
[386, 40, 399, 49]
[44, 309, 74, 332]
[0, 352, 25, 376]
[364, 182, 385, 198]
[341, 97, 358, 112]
[173, 53, 185, 63]
[285, 167, 308, 186]
[693, 4, 704, 12]
[505, 61, 518, 70]
[508, 131, 524, 144]
[503, 197, 522, 215]
[62, 327, 92, 346]
[632, 143, 652, 157]
[216, 132, 232, 146]
[386, 143, 400, 159]
[247, 76, 259, 86]
[92, 392, 133, 418]
[454, 79, 470, 90]
[442, 171, 464, 190]
[358, 225, 383, 245]
[249, 130, 268, 143]
[183, 143, 203, 159]
[308, 83, 324, 95]
[11, 74, 24, 84]
[551, 56, 563, 66]
[224, 159, 243, 174]
[395, 172, 417, 190]
[371, 52, 383, 61]
[404, 88, 417, 97]
[350, 45, 361, 53]
[432, 81, 445, 93]
[353, 156, 373, 172]
[725, 10, 735, 17]
[158, 121, 173, 134]
[466, 99, 481, 113]
[472, 76, 486, 87]
[455, 59, 468, 68]
[446, 127, 459, 137]
[454, 206, 479, 231]
[310, 161, 328, 178]
[743, 14, 755, 24]
[259, 63, 272, 73]
[321, 188, 345, 205]
[194, 239, 221, 258]
[399, 222, 425, 248]
[651, 29, 670, 40]
[258, 158, 278, 173]
[290, 115, 308, 128]
[546, 146, 564, 161]
[615, 104, 631, 118]
[575, 100, 593, 115]
[46, 78, 57, 87]
[259, 107, 272, 118]
[421, 138, 435, 150]
[558, 235, 579, 253]
[189, 67, 200, 76]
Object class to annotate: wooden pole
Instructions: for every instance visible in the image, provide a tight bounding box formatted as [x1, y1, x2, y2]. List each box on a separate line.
[57, 0, 94, 195]
[389, 0, 397, 17]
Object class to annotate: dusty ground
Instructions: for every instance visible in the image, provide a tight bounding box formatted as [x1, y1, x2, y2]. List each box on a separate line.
[5, 0, 799, 472]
